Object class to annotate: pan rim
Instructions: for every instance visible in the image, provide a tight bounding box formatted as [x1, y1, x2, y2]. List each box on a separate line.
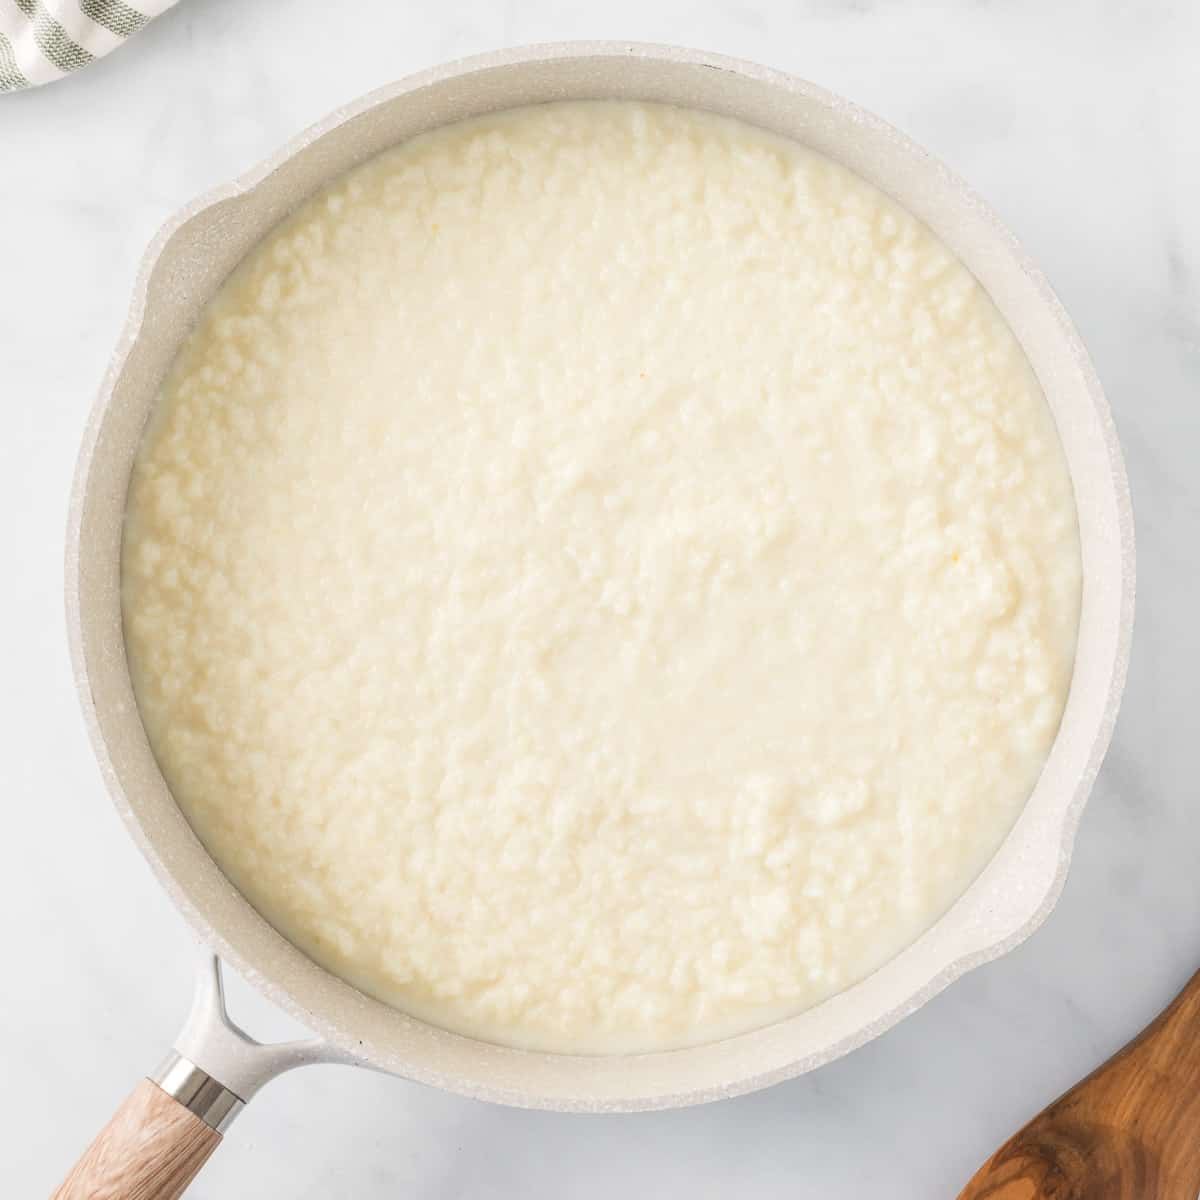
[65, 39, 1135, 1112]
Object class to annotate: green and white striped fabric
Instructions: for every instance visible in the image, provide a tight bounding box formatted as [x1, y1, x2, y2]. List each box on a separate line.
[1, 0, 177, 92]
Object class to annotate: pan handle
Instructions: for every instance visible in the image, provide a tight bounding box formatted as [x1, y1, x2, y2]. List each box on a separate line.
[51, 953, 355, 1199]
[50, 1075, 225, 1200]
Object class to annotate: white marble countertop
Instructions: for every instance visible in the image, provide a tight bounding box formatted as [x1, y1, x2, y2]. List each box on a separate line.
[2, 2, 1197, 1196]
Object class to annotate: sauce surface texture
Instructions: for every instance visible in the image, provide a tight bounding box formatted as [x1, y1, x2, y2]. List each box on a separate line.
[123, 102, 1081, 1053]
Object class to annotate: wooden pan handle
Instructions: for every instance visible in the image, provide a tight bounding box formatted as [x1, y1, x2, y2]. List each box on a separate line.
[51, 1078, 221, 1200]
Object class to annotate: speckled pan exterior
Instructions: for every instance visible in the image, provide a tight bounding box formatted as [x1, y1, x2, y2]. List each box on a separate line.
[65, 42, 1134, 1112]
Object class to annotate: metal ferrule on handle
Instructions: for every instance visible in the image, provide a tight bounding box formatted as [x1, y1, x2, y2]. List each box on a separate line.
[153, 1054, 244, 1134]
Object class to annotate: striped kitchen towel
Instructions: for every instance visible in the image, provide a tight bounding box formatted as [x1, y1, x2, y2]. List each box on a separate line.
[1, 0, 178, 92]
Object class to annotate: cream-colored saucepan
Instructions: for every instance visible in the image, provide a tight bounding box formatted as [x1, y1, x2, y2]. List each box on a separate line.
[57, 41, 1134, 1199]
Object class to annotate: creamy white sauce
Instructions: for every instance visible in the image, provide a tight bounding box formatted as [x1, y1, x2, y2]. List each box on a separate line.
[122, 101, 1081, 1053]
